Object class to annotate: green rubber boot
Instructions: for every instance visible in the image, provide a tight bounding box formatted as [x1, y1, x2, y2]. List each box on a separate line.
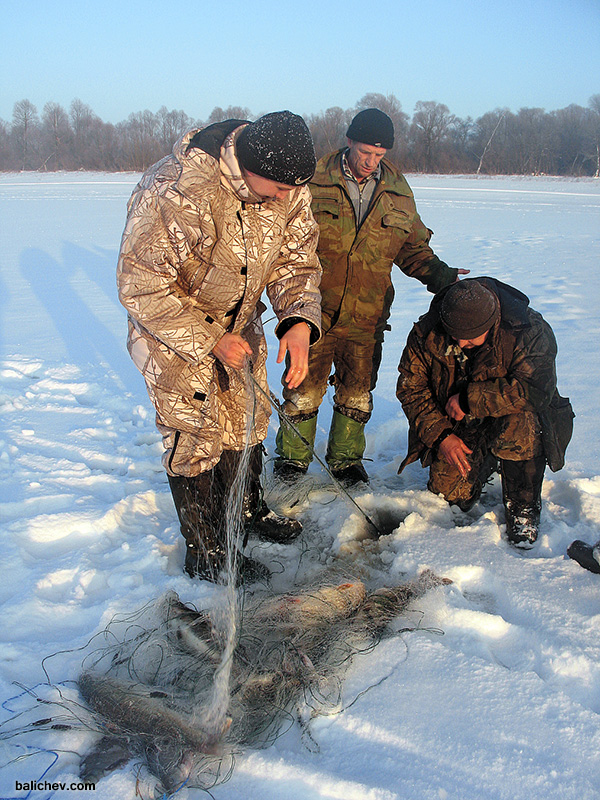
[274, 413, 318, 480]
[326, 410, 369, 485]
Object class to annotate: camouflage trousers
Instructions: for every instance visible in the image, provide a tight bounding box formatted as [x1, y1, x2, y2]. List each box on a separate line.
[428, 410, 544, 505]
[281, 331, 383, 423]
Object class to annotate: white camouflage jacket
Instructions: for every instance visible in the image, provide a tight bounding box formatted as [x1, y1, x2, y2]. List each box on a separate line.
[117, 121, 322, 475]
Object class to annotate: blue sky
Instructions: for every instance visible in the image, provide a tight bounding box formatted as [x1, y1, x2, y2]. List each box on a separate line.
[2, 0, 599, 124]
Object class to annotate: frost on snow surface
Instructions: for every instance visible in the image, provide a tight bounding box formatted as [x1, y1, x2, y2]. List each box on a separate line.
[0, 172, 599, 799]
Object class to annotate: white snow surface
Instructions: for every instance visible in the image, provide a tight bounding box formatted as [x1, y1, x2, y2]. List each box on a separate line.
[1, 172, 599, 800]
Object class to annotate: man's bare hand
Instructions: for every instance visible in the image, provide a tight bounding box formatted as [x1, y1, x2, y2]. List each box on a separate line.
[438, 434, 473, 478]
[212, 333, 253, 369]
[445, 393, 466, 421]
[277, 322, 311, 389]
[455, 268, 470, 280]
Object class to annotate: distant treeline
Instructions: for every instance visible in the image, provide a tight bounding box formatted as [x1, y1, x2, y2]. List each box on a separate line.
[2, 92, 599, 176]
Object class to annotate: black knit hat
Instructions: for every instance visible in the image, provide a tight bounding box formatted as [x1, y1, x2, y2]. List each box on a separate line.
[440, 279, 501, 339]
[346, 108, 394, 149]
[236, 111, 316, 186]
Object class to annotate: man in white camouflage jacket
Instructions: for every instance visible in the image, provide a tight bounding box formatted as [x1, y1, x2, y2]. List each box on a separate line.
[117, 111, 322, 583]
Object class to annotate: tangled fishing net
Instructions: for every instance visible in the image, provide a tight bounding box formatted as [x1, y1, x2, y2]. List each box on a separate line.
[0, 571, 450, 797]
[0, 370, 452, 797]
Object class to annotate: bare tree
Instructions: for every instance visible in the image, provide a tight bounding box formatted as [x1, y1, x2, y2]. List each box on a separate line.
[306, 106, 353, 158]
[70, 98, 96, 167]
[41, 102, 72, 170]
[156, 106, 193, 152]
[504, 108, 555, 175]
[12, 99, 39, 170]
[589, 94, 600, 178]
[89, 118, 118, 170]
[116, 110, 163, 170]
[446, 116, 477, 172]
[206, 106, 253, 124]
[2, 94, 600, 175]
[410, 101, 455, 172]
[552, 104, 594, 176]
[0, 118, 13, 169]
[473, 109, 509, 174]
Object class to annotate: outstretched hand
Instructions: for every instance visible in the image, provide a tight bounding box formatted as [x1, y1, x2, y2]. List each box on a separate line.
[438, 434, 473, 478]
[277, 322, 311, 389]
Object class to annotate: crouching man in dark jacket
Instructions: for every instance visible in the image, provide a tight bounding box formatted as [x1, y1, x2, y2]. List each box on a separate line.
[396, 277, 573, 548]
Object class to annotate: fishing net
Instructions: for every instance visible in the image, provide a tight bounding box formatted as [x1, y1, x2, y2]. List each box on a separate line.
[0, 571, 450, 797]
[73, 569, 449, 794]
[0, 366, 451, 797]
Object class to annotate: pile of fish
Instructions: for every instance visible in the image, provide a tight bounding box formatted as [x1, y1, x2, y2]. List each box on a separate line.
[77, 569, 451, 794]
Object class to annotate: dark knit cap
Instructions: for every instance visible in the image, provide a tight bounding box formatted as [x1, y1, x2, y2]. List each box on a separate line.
[440, 279, 501, 339]
[236, 111, 316, 186]
[346, 108, 394, 149]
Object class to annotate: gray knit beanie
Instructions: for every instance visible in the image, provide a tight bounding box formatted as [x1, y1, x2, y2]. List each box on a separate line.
[440, 280, 500, 339]
[236, 111, 316, 186]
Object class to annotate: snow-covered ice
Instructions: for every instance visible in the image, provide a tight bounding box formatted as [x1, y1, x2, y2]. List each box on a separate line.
[0, 172, 599, 799]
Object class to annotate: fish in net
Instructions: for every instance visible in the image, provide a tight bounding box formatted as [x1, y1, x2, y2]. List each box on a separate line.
[75, 569, 451, 794]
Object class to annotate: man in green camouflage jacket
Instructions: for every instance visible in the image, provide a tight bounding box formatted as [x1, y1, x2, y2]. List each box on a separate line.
[396, 278, 573, 548]
[274, 108, 463, 486]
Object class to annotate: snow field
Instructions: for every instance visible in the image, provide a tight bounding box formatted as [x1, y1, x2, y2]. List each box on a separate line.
[0, 172, 599, 799]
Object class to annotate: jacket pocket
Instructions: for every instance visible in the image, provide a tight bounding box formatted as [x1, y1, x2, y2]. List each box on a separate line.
[312, 198, 340, 219]
[181, 253, 211, 295]
[381, 209, 412, 233]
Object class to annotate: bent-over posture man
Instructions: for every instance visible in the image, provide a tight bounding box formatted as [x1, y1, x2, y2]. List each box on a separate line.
[396, 278, 573, 548]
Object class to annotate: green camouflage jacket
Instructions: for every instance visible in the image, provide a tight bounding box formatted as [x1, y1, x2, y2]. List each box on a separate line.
[310, 150, 458, 342]
[396, 278, 560, 470]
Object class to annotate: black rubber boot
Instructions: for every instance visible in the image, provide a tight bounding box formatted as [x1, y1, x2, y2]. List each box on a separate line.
[331, 462, 370, 487]
[167, 471, 227, 581]
[245, 501, 303, 543]
[168, 462, 271, 584]
[500, 456, 545, 549]
[243, 445, 303, 543]
[567, 540, 600, 574]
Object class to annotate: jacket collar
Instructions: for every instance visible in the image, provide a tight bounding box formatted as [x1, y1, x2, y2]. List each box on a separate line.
[170, 122, 262, 205]
[219, 125, 265, 202]
[311, 149, 412, 198]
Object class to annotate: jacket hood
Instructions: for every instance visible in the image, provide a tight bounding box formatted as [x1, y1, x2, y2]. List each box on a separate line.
[170, 121, 261, 206]
[185, 119, 250, 159]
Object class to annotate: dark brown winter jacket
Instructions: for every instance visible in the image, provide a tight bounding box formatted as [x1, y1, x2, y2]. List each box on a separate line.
[396, 278, 569, 471]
